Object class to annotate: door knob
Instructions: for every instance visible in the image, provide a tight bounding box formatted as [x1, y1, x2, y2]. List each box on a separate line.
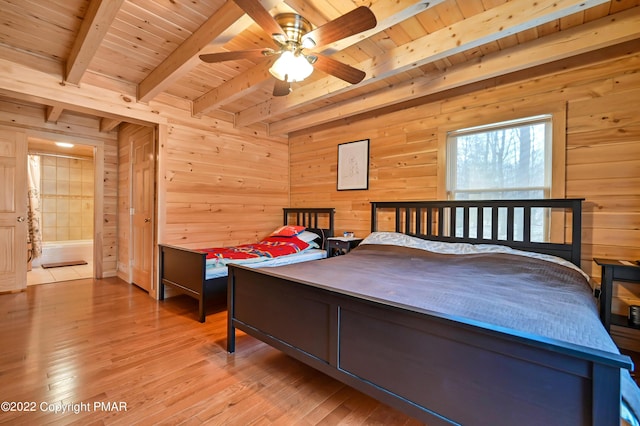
[144, 218, 151, 223]
[17, 216, 25, 222]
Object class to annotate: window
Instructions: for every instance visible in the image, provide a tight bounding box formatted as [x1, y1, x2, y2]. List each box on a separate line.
[446, 115, 555, 242]
[446, 114, 552, 200]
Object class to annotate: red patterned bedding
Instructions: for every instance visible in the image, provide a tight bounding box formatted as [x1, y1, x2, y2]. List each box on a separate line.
[199, 236, 310, 268]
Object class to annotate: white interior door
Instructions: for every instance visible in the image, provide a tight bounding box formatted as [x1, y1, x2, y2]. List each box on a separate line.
[0, 128, 27, 292]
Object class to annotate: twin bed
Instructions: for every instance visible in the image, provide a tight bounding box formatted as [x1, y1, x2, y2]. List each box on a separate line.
[227, 199, 640, 425]
[159, 208, 334, 322]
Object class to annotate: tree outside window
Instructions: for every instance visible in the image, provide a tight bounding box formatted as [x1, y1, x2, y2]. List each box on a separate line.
[447, 115, 553, 241]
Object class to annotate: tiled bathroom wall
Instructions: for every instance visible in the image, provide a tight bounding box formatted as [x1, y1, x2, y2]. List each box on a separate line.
[41, 155, 94, 242]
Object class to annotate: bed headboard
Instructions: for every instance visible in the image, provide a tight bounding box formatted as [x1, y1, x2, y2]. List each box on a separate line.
[283, 208, 335, 249]
[370, 199, 584, 266]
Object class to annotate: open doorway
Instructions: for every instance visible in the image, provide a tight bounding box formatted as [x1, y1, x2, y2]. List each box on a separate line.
[26, 137, 95, 285]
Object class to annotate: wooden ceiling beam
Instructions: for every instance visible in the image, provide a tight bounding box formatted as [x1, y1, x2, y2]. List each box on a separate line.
[137, 0, 284, 103]
[66, 0, 125, 85]
[100, 118, 122, 132]
[45, 105, 64, 124]
[192, 60, 274, 117]
[192, 0, 439, 116]
[0, 57, 165, 125]
[269, 8, 640, 135]
[236, 0, 609, 128]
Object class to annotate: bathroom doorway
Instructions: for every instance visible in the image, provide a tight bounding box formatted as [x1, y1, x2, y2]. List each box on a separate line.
[26, 137, 95, 285]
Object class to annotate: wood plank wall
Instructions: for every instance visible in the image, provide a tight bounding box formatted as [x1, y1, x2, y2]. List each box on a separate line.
[153, 108, 290, 249]
[116, 123, 134, 281]
[0, 99, 118, 278]
[101, 134, 118, 277]
[289, 51, 640, 335]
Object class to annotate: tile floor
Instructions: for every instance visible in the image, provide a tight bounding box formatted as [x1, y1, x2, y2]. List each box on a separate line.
[27, 262, 93, 285]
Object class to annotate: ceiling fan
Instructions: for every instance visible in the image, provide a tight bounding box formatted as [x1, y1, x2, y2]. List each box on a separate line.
[199, 0, 377, 96]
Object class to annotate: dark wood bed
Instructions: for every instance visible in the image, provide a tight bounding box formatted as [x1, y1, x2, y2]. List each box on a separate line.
[158, 207, 334, 322]
[227, 199, 637, 426]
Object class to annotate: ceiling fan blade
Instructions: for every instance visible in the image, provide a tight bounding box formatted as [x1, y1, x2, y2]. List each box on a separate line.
[273, 79, 291, 97]
[233, 0, 285, 37]
[199, 49, 269, 63]
[313, 55, 366, 85]
[305, 6, 376, 47]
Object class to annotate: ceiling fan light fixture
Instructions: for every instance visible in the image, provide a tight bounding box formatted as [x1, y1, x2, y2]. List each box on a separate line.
[200, 3, 376, 96]
[269, 50, 313, 82]
[301, 36, 316, 49]
[272, 33, 288, 45]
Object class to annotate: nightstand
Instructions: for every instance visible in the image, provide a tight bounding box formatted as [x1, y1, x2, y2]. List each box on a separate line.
[326, 237, 363, 257]
[594, 258, 640, 332]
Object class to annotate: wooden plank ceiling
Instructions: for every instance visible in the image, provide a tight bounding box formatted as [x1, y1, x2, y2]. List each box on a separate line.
[0, 0, 638, 136]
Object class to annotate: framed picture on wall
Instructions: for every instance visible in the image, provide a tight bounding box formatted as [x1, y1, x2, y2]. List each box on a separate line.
[337, 139, 369, 191]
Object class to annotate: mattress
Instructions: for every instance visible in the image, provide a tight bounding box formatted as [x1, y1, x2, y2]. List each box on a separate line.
[205, 248, 327, 280]
[265, 244, 600, 347]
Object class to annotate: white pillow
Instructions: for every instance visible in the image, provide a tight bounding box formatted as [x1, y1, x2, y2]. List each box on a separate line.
[297, 230, 321, 243]
[297, 230, 320, 249]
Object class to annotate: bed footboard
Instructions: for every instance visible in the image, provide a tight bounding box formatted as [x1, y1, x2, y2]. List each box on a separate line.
[228, 265, 630, 425]
[159, 244, 225, 322]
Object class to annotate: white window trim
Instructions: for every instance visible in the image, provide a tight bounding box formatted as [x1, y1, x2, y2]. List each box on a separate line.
[446, 114, 553, 199]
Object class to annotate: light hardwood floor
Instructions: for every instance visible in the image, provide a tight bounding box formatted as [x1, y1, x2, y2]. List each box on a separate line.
[0, 278, 422, 425]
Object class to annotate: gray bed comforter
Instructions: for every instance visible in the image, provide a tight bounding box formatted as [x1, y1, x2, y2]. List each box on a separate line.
[264, 243, 640, 422]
